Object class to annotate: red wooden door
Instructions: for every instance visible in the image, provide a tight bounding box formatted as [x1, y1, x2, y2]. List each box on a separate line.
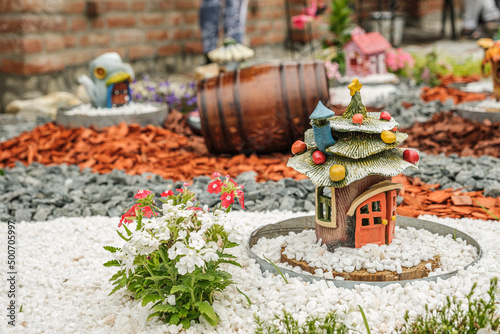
[355, 193, 387, 248]
[385, 190, 398, 244]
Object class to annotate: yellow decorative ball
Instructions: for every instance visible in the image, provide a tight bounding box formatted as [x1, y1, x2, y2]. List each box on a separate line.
[329, 164, 345, 181]
[381, 130, 396, 144]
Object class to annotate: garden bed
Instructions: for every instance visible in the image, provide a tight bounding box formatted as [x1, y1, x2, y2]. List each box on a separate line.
[2, 211, 498, 333]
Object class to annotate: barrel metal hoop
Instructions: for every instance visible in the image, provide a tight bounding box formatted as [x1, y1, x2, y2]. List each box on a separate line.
[298, 62, 310, 127]
[233, 68, 249, 150]
[216, 73, 234, 152]
[280, 62, 296, 142]
[314, 61, 329, 104]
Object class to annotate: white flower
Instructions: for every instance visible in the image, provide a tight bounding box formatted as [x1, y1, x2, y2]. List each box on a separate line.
[200, 248, 219, 262]
[178, 230, 187, 240]
[188, 232, 206, 250]
[166, 294, 176, 306]
[113, 249, 136, 272]
[168, 241, 188, 260]
[175, 248, 205, 275]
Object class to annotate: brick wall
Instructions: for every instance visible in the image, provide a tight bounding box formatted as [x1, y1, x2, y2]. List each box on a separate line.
[0, 0, 451, 111]
[0, 0, 288, 76]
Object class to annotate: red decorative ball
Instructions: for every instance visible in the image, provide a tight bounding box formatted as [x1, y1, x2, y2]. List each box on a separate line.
[352, 113, 364, 124]
[403, 149, 419, 164]
[380, 111, 391, 121]
[312, 150, 326, 164]
[291, 140, 307, 155]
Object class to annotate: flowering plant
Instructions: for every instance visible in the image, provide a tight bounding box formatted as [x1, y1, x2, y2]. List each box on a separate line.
[103, 174, 244, 329]
[385, 48, 415, 77]
[130, 77, 197, 114]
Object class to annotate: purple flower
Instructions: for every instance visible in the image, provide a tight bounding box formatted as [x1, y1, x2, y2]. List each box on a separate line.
[188, 82, 195, 89]
[179, 84, 185, 90]
[146, 86, 156, 92]
[187, 96, 197, 106]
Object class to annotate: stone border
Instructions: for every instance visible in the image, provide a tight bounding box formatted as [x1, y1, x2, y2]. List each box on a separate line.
[247, 215, 482, 288]
[55, 105, 168, 129]
[454, 106, 500, 123]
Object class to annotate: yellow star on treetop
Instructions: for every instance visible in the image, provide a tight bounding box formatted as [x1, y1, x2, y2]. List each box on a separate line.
[348, 78, 362, 96]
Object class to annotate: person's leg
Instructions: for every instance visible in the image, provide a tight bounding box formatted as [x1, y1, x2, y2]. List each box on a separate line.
[223, 0, 242, 42]
[239, 0, 250, 39]
[463, 0, 482, 30]
[200, 0, 221, 53]
[481, 0, 500, 22]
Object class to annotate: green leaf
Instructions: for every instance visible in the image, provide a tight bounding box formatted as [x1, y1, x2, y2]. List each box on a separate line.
[236, 287, 252, 306]
[153, 304, 177, 313]
[194, 273, 215, 282]
[171, 285, 190, 294]
[263, 255, 288, 284]
[358, 305, 372, 334]
[218, 259, 241, 267]
[194, 301, 219, 327]
[103, 260, 121, 267]
[123, 223, 133, 237]
[147, 311, 160, 321]
[141, 294, 161, 307]
[108, 281, 125, 296]
[116, 230, 131, 242]
[145, 275, 172, 281]
[169, 314, 180, 325]
[103, 245, 120, 253]
[0, 169, 4, 176]
[180, 318, 191, 329]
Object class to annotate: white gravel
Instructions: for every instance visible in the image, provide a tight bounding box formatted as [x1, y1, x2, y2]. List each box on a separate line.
[1, 211, 499, 334]
[64, 102, 160, 116]
[462, 80, 493, 93]
[476, 98, 500, 111]
[252, 227, 477, 278]
[330, 84, 400, 106]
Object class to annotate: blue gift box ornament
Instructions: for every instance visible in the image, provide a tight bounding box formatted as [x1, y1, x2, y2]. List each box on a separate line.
[310, 101, 336, 154]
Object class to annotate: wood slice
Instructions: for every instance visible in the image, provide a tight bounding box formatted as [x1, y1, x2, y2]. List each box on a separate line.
[280, 247, 441, 282]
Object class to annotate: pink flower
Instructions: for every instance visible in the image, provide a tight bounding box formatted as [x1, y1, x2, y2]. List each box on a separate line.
[183, 182, 190, 187]
[176, 188, 184, 193]
[228, 179, 238, 187]
[207, 179, 222, 194]
[134, 189, 151, 199]
[160, 190, 174, 197]
[292, 14, 312, 30]
[237, 189, 245, 210]
[186, 207, 202, 211]
[212, 172, 221, 178]
[119, 204, 139, 227]
[141, 206, 153, 218]
[324, 61, 341, 80]
[220, 191, 235, 208]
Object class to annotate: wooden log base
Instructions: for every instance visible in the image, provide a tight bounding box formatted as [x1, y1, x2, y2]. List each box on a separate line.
[280, 247, 441, 282]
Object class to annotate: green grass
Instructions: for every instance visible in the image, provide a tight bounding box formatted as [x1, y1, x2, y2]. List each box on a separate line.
[253, 278, 499, 333]
[255, 310, 350, 334]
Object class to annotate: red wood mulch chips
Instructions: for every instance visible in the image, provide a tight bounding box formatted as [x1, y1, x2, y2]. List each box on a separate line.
[0, 119, 306, 183]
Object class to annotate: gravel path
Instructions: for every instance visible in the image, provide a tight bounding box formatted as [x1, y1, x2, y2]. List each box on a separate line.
[1, 212, 498, 333]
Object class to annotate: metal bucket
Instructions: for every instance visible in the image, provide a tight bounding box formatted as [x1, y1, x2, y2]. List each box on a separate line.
[248, 215, 482, 288]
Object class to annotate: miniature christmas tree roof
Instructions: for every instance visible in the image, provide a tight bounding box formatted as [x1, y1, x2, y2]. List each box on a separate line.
[310, 101, 335, 120]
[288, 79, 418, 188]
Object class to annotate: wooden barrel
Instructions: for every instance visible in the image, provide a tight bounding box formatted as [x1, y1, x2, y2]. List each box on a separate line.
[197, 60, 330, 154]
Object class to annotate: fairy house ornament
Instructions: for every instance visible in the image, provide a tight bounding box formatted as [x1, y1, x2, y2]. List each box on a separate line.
[287, 79, 420, 251]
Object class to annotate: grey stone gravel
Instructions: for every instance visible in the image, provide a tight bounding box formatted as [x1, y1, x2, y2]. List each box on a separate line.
[0, 151, 499, 222]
